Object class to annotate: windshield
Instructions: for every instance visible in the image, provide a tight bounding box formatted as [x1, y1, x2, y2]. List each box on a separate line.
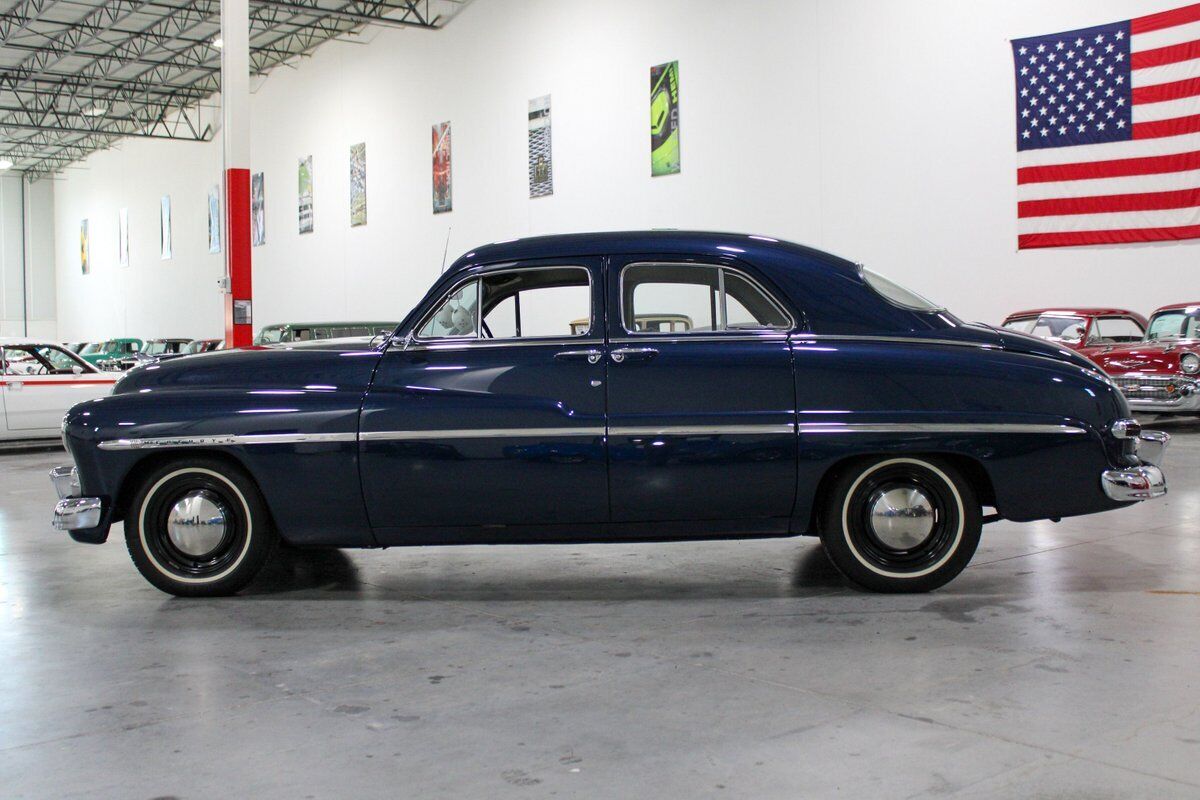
[1005, 314, 1087, 342]
[257, 327, 283, 343]
[100, 339, 120, 352]
[1146, 309, 1200, 341]
[860, 267, 944, 312]
[184, 340, 206, 353]
[144, 341, 169, 355]
[80, 342, 100, 354]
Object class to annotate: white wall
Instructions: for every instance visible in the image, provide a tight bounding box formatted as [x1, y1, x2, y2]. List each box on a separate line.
[0, 174, 56, 339]
[48, 0, 1200, 342]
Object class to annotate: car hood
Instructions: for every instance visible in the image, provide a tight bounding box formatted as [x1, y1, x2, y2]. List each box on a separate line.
[1089, 340, 1199, 375]
[113, 341, 383, 395]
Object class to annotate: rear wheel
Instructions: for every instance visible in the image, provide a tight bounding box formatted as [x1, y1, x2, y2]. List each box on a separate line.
[820, 456, 981, 593]
[124, 457, 276, 596]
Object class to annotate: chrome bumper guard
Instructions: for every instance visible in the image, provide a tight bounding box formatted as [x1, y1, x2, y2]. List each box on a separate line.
[1101, 425, 1169, 502]
[49, 465, 103, 531]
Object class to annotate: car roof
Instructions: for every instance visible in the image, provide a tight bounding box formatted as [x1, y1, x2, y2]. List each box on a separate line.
[1004, 307, 1145, 320]
[1152, 302, 1200, 314]
[447, 230, 857, 279]
[0, 337, 74, 347]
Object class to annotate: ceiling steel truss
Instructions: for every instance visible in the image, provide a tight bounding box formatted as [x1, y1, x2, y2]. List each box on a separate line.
[0, 0, 458, 178]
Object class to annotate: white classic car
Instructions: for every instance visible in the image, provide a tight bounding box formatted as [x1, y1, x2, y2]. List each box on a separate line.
[0, 338, 120, 445]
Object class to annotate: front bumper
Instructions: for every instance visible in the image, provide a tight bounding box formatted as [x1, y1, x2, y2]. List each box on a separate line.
[49, 465, 104, 531]
[1112, 373, 1200, 414]
[1101, 428, 1169, 502]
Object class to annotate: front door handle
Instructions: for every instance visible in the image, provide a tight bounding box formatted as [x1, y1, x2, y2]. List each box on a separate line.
[610, 347, 658, 364]
[556, 348, 603, 364]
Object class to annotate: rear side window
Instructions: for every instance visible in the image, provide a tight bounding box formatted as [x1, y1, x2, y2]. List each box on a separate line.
[621, 263, 791, 333]
[1090, 316, 1145, 344]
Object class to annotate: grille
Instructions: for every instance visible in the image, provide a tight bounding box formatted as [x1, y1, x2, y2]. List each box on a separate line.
[1113, 375, 1180, 401]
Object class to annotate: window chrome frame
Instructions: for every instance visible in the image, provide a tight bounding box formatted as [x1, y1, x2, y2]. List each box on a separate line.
[408, 264, 597, 347]
[617, 261, 795, 337]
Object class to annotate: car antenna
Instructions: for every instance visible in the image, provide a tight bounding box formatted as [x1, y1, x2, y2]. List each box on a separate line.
[441, 227, 452, 273]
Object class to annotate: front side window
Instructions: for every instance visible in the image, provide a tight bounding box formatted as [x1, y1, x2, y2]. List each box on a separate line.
[2, 345, 85, 375]
[419, 279, 480, 338]
[1089, 317, 1145, 344]
[621, 263, 790, 334]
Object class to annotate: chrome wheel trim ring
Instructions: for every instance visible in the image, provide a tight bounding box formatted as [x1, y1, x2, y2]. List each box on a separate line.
[139, 468, 254, 584]
[166, 490, 229, 558]
[841, 458, 965, 579]
[867, 486, 936, 551]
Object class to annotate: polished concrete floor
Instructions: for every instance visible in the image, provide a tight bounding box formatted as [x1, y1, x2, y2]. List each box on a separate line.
[2, 431, 1199, 799]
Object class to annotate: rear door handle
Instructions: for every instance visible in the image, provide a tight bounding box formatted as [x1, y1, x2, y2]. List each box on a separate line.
[610, 347, 658, 364]
[556, 348, 604, 364]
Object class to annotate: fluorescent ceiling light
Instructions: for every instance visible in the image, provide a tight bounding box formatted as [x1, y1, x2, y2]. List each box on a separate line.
[212, 37, 223, 48]
[82, 104, 107, 117]
[0, 159, 13, 170]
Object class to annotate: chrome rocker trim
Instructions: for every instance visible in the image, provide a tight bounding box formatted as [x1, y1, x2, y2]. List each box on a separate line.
[360, 427, 607, 441]
[795, 422, 1088, 435]
[1101, 465, 1167, 502]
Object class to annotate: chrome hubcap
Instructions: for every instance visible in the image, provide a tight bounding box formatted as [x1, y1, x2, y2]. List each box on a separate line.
[868, 486, 935, 550]
[166, 491, 228, 557]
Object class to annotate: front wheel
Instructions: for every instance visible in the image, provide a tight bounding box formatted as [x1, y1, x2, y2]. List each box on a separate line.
[820, 456, 981, 593]
[125, 457, 277, 596]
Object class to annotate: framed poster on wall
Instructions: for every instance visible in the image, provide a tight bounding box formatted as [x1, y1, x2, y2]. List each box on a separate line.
[80, 219, 89, 275]
[350, 143, 367, 227]
[160, 195, 172, 260]
[298, 155, 314, 234]
[528, 95, 553, 198]
[650, 60, 681, 176]
[118, 208, 129, 267]
[432, 121, 452, 213]
[207, 185, 221, 254]
[251, 172, 266, 246]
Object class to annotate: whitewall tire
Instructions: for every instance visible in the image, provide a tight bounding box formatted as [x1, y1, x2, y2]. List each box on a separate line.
[124, 457, 277, 597]
[819, 456, 981, 593]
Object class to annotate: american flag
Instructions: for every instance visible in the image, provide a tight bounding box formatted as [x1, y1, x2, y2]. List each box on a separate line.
[1013, 3, 1200, 249]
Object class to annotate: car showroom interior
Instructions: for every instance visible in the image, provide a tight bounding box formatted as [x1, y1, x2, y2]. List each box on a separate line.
[2, 1, 1199, 797]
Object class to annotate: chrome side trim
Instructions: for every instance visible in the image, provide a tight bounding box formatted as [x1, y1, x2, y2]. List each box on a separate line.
[98, 432, 357, 450]
[361, 427, 606, 441]
[607, 334, 790, 345]
[611, 424, 796, 437]
[792, 334, 1001, 350]
[796, 422, 1088, 435]
[406, 337, 604, 352]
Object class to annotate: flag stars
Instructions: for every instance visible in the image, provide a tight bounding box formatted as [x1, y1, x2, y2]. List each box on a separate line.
[1115, 30, 1124, 40]
[1058, 126, 1067, 134]
[1116, 118, 1126, 128]
[1075, 37, 1084, 46]
[1078, 124, 1086, 132]
[1022, 129, 1031, 139]
[1097, 121, 1106, 130]
[1056, 40, 1065, 49]
[1037, 42, 1046, 52]
[1095, 33, 1104, 43]
[1115, 52, 1124, 62]
[1018, 45, 1028, 55]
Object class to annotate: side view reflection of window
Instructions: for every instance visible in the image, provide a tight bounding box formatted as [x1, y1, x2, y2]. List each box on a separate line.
[622, 263, 790, 333]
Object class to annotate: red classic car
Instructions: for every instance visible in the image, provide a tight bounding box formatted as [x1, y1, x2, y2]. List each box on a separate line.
[1090, 302, 1200, 415]
[1001, 308, 1147, 358]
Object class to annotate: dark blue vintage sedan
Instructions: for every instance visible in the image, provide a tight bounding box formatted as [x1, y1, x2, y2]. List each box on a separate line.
[51, 231, 1168, 596]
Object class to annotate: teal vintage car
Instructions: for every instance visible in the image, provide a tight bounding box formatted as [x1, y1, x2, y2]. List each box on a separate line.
[81, 337, 144, 369]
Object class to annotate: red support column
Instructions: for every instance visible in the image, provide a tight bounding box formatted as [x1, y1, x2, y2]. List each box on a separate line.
[221, 0, 252, 348]
[224, 168, 253, 346]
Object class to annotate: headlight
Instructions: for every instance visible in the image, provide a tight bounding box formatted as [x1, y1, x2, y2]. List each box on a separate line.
[1181, 353, 1200, 374]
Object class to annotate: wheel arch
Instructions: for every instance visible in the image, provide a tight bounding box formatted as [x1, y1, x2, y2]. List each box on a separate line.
[805, 452, 996, 535]
[114, 449, 260, 523]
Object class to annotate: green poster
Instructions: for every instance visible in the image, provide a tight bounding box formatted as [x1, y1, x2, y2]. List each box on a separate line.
[650, 60, 680, 176]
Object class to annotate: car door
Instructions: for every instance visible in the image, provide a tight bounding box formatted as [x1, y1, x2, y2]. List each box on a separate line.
[360, 259, 609, 539]
[605, 257, 798, 525]
[0, 345, 117, 433]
